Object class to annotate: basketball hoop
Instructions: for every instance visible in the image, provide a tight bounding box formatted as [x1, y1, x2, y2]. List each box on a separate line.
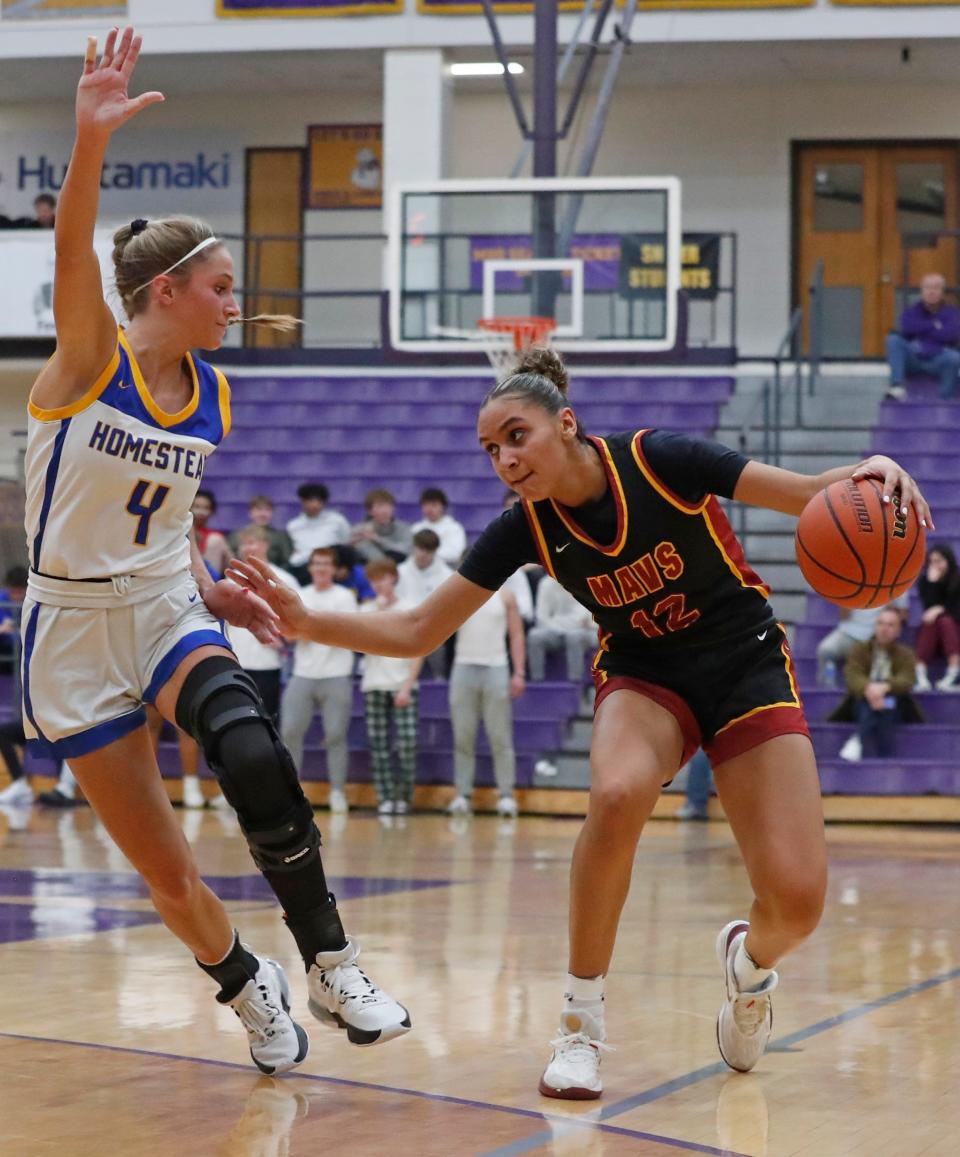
[476, 316, 556, 382]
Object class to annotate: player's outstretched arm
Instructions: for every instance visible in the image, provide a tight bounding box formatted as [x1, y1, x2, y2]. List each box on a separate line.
[733, 455, 933, 529]
[31, 27, 164, 412]
[228, 557, 492, 658]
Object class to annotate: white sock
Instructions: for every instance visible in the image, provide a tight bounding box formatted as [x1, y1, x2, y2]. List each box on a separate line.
[561, 972, 606, 1040]
[733, 940, 774, 993]
[57, 763, 77, 799]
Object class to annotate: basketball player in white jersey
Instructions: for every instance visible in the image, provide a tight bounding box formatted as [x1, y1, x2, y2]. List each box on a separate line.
[22, 26, 410, 1074]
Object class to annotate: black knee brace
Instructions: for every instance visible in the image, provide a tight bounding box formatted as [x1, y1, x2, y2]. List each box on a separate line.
[175, 656, 320, 875]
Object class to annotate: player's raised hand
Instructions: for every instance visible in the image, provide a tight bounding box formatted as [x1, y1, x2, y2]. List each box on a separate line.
[77, 26, 164, 139]
[226, 557, 311, 639]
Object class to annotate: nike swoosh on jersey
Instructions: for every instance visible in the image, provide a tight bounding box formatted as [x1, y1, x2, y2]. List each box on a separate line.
[757, 630, 767, 641]
[555, 542, 571, 554]
[188, 593, 199, 603]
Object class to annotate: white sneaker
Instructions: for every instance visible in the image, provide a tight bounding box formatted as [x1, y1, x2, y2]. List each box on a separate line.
[534, 759, 558, 778]
[915, 666, 932, 692]
[329, 789, 349, 814]
[182, 776, 205, 809]
[935, 669, 960, 692]
[496, 794, 519, 817]
[394, 800, 409, 815]
[839, 734, 863, 762]
[377, 800, 395, 816]
[715, 921, 778, 1073]
[539, 1013, 611, 1100]
[885, 385, 907, 401]
[307, 938, 411, 1046]
[0, 779, 33, 807]
[446, 794, 471, 815]
[209, 791, 232, 810]
[223, 955, 310, 1076]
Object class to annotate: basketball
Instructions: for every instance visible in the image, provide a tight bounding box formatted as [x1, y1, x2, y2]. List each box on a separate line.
[795, 477, 926, 609]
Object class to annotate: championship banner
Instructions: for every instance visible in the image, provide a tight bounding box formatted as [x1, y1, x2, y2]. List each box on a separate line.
[830, 0, 956, 5]
[620, 233, 720, 300]
[1, 0, 125, 17]
[218, 0, 401, 15]
[419, 0, 809, 11]
[307, 125, 382, 210]
[419, 2, 588, 12]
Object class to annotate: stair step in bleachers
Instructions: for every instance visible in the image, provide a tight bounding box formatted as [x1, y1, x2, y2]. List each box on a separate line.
[817, 759, 960, 795]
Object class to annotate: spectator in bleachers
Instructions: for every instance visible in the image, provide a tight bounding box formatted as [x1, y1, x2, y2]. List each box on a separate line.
[677, 748, 713, 822]
[361, 560, 423, 816]
[286, 482, 351, 584]
[446, 585, 526, 818]
[885, 273, 960, 401]
[0, 565, 27, 674]
[0, 193, 56, 229]
[410, 487, 466, 567]
[527, 574, 597, 683]
[350, 487, 412, 564]
[332, 544, 375, 603]
[227, 495, 293, 570]
[230, 527, 299, 722]
[397, 529, 453, 677]
[831, 607, 922, 761]
[815, 596, 909, 686]
[914, 543, 960, 691]
[280, 548, 358, 814]
[191, 488, 230, 575]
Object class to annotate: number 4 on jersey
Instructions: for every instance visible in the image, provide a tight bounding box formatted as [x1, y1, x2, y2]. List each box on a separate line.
[126, 480, 171, 546]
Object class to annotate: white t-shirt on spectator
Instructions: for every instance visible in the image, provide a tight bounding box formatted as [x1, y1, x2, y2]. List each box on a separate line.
[360, 597, 419, 693]
[504, 567, 534, 624]
[454, 589, 508, 667]
[410, 514, 467, 567]
[286, 508, 351, 566]
[534, 575, 595, 632]
[396, 555, 453, 605]
[229, 565, 300, 670]
[291, 584, 358, 678]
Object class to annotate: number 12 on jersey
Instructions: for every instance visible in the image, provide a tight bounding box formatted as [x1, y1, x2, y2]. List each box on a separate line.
[126, 480, 171, 546]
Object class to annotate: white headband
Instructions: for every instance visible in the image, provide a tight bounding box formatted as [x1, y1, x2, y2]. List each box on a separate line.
[130, 235, 220, 299]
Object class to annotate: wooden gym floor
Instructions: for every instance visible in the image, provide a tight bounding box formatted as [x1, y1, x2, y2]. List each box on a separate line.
[1, 805, 958, 1156]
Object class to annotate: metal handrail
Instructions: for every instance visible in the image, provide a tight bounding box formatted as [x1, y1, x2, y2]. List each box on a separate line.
[807, 258, 824, 396]
[736, 306, 803, 538]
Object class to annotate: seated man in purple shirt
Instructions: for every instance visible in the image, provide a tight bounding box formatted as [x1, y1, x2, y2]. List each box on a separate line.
[886, 273, 960, 400]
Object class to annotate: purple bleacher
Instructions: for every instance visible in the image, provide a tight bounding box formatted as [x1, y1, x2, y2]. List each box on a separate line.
[205, 371, 734, 537]
[785, 380, 960, 796]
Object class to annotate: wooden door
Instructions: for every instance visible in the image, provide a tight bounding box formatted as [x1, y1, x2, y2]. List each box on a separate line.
[878, 146, 957, 340]
[797, 143, 959, 356]
[244, 148, 304, 349]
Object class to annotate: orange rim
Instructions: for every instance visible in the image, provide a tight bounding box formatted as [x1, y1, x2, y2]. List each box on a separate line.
[477, 315, 556, 351]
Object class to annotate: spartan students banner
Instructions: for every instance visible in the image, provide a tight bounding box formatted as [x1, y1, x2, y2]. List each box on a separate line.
[218, 0, 400, 15]
[620, 234, 721, 300]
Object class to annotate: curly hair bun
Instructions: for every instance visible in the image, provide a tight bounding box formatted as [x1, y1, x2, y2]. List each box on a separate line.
[514, 346, 569, 396]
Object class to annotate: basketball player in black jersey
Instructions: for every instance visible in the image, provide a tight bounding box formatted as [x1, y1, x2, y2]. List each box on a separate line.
[230, 348, 931, 1099]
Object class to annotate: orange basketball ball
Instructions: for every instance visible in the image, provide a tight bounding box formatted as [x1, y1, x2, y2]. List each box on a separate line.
[795, 477, 926, 609]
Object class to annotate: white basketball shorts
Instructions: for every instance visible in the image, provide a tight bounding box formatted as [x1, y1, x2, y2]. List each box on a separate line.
[21, 575, 231, 758]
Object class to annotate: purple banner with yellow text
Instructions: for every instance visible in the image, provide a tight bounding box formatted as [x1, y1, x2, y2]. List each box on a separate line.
[218, 0, 401, 17]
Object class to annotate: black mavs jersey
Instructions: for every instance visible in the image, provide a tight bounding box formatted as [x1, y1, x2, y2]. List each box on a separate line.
[460, 429, 777, 677]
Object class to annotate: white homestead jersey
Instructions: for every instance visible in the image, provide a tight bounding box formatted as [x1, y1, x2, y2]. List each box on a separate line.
[25, 329, 231, 602]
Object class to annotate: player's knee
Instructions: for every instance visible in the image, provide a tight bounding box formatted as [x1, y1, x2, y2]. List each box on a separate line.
[766, 876, 825, 941]
[588, 775, 657, 836]
[145, 859, 204, 909]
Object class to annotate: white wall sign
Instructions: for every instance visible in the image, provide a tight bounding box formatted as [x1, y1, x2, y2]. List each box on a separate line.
[0, 230, 121, 338]
[0, 130, 244, 222]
